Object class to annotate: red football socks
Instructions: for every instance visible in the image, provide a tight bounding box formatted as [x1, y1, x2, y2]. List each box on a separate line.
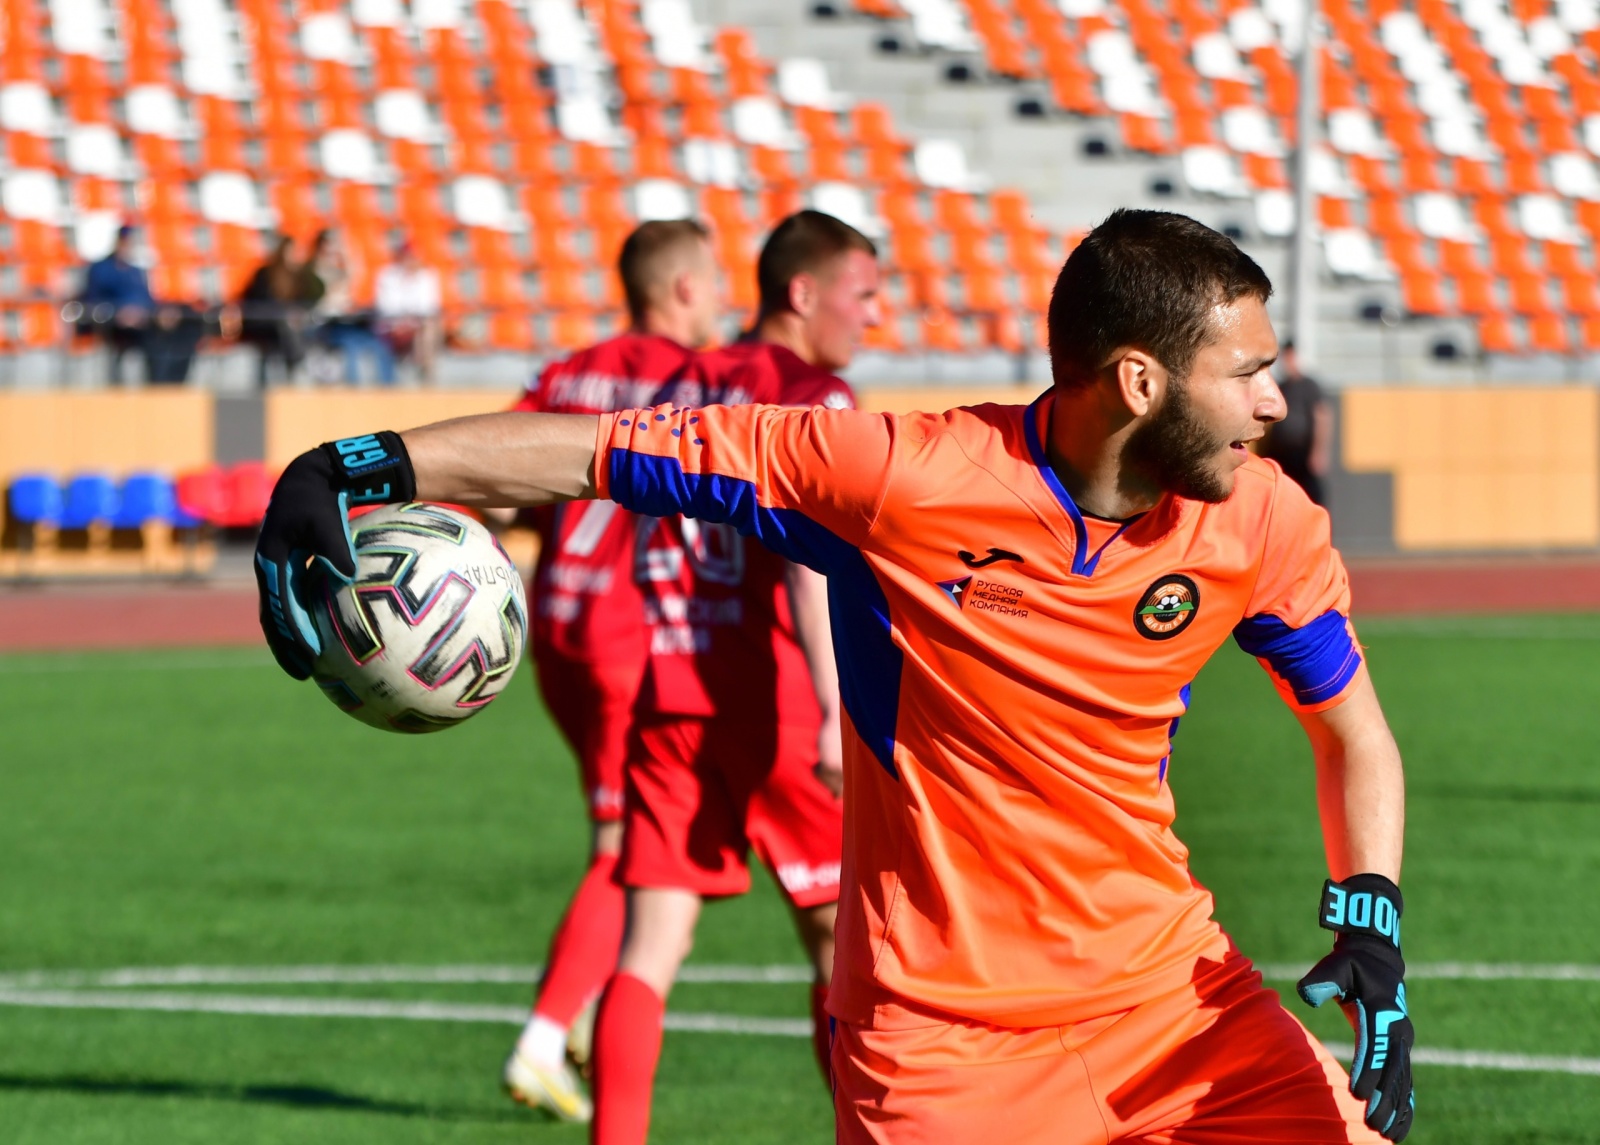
[592, 972, 665, 1145]
[533, 851, 626, 1027]
[810, 982, 832, 1084]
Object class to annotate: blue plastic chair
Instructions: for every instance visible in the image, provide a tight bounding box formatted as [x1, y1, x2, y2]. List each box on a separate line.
[59, 473, 120, 529]
[112, 472, 178, 528]
[8, 474, 64, 524]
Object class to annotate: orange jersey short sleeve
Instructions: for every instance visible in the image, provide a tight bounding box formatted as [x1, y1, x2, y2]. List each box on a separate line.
[595, 393, 1365, 1030]
[1232, 465, 1363, 713]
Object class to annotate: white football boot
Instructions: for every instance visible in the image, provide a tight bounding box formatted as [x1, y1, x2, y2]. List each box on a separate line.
[503, 1047, 593, 1123]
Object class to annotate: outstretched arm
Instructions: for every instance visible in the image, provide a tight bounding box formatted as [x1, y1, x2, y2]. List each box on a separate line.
[405, 412, 601, 507]
[257, 403, 896, 680]
[1293, 668, 1413, 1143]
[1295, 668, 1404, 882]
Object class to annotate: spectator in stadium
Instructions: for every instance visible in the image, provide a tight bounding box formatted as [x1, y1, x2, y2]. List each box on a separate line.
[374, 240, 441, 385]
[1261, 339, 1332, 505]
[238, 235, 308, 387]
[299, 229, 393, 385]
[78, 224, 204, 385]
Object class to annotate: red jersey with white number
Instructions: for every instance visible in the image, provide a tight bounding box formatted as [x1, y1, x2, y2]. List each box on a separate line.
[635, 341, 856, 726]
[513, 332, 694, 665]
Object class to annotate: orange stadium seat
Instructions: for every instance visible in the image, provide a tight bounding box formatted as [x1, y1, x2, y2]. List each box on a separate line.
[1479, 314, 1519, 354]
[1526, 314, 1570, 354]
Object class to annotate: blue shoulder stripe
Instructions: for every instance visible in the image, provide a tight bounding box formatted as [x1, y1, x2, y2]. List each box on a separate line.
[1233, 609, 1362, 707]
[610, 448, 903, 777]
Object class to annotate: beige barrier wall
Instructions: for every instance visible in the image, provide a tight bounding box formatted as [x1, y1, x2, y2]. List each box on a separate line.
[264, 390, 522, 467]
[6, 386, 1597, 554]
[0, 391, 213, 484]
[1342, 387, 1600, 550]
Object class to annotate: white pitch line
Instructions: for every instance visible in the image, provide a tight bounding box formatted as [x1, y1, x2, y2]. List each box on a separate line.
[0, 989, 809, 1038]
[0, 963, 815, 991]
[4, 962, 1592, 992]
[1322, 1042, 1600, 1078]
[0, 987, 1587, 1075]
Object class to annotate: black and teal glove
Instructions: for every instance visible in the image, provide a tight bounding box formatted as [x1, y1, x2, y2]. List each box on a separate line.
[254, 431, 415, 679]
[1297, 873, 1414, 1142]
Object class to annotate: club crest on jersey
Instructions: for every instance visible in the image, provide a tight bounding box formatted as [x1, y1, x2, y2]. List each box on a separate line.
[937, 575, 973, 609]
[1135, 574, 1200, 640]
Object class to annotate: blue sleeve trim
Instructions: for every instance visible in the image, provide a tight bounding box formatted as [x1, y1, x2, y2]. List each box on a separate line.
[609, 449, 903, 778]
[1233, 608, 1362, 707]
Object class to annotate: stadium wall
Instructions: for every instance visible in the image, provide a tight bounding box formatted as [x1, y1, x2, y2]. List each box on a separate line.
[2, 386, 1596, 556]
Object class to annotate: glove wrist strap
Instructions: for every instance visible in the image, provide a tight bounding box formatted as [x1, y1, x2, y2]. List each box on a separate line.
[1317, 873, 1403, 952]
[320, 431, 416, 506]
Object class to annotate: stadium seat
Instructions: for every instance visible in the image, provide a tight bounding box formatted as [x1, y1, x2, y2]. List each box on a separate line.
[1, 0, 1594, 365]
[175, 467, 227, 528]
[216, 462, 274, 529]
[8, 473, 63, 524]
[59, 473, 119, 529]
[111, 473, 179, 529]
[1526, 314, 1570, 354]
[1478, 314, 1519, 354]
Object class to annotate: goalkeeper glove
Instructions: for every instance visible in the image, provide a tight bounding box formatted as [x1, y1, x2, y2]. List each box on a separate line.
[1297, 873, 1414, 1142]
[254, 431, 415, 679]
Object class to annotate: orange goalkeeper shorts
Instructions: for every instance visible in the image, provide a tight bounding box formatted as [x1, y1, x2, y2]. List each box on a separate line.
[832, 951, 1387, 1145]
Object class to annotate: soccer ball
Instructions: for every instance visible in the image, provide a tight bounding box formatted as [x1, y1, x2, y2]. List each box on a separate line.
[309, 503, 527, 734]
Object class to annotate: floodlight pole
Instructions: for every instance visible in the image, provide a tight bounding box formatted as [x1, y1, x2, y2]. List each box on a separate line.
[1290, 0, 1321, 368]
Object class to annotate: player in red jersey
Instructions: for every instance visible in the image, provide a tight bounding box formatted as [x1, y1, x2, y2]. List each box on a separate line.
[586, 211, 881, 1145]
[501, 220, 721, 1122]
[262, 211, 1413, 1143]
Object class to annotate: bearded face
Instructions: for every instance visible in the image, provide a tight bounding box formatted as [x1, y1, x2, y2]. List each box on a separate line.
[1123, 374, 1237, 504]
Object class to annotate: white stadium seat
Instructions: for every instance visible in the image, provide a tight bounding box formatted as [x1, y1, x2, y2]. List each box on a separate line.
[2, 169, 66, 223]
[1413, 192, 1472, 240]
[452, 176, 515, 231]
[0, 82, 55, 135]
[682, 139, 741, 187]
[1254, 189, 1294, 238]
[913, 139, 987, 191]
[634, 179, 693, 221]
[731, 97, 800, 150]
[779, 60, 850, 111]
[810, 182, 883, 236]
[65, 124, 130, 179]
[375, 90, 440, 142]
[1181, 147, 1248, 198]
[199, 172, 269, 227]
[320, 129, 382, 182]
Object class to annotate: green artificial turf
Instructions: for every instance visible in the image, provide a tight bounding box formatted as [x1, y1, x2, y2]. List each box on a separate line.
[1, 615, 1598, 1143]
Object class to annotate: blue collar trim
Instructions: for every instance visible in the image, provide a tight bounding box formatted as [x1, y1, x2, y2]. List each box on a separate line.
[1023, 393, 1135, 578]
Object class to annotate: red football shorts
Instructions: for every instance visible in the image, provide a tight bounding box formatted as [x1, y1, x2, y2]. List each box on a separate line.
[833, 951, 1388, 1145]
[619, 715, 843, 908]
[535, 651, 643, 823]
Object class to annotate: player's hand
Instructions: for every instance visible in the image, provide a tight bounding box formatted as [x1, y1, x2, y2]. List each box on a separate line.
[813, 709, 844, 798]
[1297, 874, 1414, 1142]
[255, 432, 415, 679]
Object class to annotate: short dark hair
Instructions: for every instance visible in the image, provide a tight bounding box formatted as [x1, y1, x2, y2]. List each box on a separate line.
[618, 218, 711, 321]
[1047, 210, 1272, 389]
[757, 210, 877, 315]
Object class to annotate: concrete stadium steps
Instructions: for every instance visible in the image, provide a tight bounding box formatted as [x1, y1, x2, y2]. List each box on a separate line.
[692, 0, 1498, 385]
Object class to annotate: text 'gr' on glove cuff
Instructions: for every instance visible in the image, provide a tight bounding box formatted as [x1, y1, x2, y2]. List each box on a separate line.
[321, 431, 416, 506]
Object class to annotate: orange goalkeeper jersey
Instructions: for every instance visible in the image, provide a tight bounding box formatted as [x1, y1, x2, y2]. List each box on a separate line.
[594, 393, 1363, 1029]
